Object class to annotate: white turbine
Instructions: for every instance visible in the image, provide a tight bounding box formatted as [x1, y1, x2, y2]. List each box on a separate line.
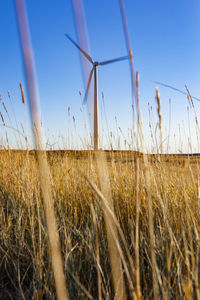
[65, 33, 129, 150]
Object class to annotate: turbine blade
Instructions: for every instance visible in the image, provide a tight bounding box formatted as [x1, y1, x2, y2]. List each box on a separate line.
[65, 34, 93, 64]
[154, 81, 200, 102]
[83, 68, 94, 104]
[99, 55, 129, 66]
[119, 0, 137, 122]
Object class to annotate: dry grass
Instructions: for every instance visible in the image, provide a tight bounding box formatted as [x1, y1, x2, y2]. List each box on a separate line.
[0, 150, 200, 299]
[8, 2, 200, 299]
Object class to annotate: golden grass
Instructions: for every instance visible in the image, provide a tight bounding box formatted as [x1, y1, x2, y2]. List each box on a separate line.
[6, 2, 200, 299]
[0, 150, 200, 299]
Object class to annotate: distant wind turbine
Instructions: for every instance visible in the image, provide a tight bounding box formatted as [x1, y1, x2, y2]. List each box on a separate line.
[65, 33, 129, 150]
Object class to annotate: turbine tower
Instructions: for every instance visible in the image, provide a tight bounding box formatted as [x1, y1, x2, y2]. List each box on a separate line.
[65, 34, 129, 150]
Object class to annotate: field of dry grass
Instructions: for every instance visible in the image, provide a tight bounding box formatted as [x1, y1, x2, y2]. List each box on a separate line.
[0, 150, 200, 299]
[2, 3, 200, 299]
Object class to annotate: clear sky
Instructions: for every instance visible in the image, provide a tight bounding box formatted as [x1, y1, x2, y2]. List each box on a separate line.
[0, 0, 200, 152]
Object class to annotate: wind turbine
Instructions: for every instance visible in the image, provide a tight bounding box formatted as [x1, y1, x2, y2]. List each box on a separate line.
[65, 33, 129, 150]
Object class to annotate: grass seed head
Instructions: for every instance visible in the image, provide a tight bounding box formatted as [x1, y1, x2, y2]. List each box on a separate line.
[156, 86, 162, 130]
[2, 102, 7, 113]
[20, 82, 25, 104]
[0, 112, 5, 124]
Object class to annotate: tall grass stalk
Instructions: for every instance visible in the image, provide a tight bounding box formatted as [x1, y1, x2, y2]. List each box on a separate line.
[20, 82, 29, 149]
[14, 1, 68, 299]
[0, 111, 9, 149]
[94, 152, 127, 299]
[7, 91, 23, 148]
[136, 76, 161, 299]
[0, 96, 19, 148]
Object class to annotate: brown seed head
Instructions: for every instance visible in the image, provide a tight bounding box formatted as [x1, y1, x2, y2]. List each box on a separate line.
[156, 86, 162, 130]
[20, 82, 25, 104]
[0, 112, 5, 124]
[129, 50, 133, 60]
[136, 72, 139, 88]
[185, 85, 194, 107]
[2, 102, 7, 113]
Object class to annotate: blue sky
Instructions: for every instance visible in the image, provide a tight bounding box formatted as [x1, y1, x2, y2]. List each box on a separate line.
[0, 0, 200, 152]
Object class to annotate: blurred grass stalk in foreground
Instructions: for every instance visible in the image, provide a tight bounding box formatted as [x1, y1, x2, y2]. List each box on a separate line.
[14, 0, 69, 299]
[72, 0, 128, 298]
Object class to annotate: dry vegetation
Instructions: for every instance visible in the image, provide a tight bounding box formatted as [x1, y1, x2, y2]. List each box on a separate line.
[2, 3, 200, 299]
[0, 150, 200, 299]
